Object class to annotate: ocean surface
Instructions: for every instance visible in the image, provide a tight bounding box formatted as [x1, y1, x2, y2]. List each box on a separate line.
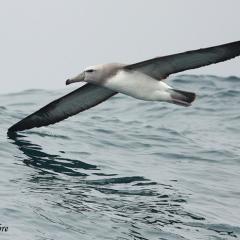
[1, 75, 240, 240]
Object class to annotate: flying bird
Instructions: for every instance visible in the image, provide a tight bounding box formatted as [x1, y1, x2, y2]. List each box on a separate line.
[8, 41, 240, 132]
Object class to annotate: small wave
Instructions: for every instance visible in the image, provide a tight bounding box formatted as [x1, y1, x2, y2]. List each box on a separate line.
[85, 176, 148, 185]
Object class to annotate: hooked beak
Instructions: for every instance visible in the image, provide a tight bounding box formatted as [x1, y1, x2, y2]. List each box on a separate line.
[66, 72, 85, 85]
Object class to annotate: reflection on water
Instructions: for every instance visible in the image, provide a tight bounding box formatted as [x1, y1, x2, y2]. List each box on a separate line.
[8, 131, 97, 177]
[7, 131, 212, 240]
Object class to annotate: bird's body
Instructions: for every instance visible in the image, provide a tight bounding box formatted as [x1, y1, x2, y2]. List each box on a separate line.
[102, 68, 172, 101]
[8, 40, 240, 132]
[70, 63, 195, 106]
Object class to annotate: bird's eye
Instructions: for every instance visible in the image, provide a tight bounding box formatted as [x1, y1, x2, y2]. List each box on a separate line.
[85, 69, 95, 73]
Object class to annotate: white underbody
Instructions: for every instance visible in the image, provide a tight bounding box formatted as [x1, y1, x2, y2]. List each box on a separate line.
[102, 70, 172, 101]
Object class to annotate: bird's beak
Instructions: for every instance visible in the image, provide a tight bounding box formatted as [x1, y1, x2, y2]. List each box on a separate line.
[66, 72, 85, 85]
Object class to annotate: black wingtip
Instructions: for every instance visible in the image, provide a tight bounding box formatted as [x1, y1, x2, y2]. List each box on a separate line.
[8, 118, 33, 133]
[7, 128, 18, 138]
[8, 124, 19, 133]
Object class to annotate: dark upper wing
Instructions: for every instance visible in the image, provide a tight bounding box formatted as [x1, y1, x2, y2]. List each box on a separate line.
[124, 41, 240, 80]
[8, 83, 117, 132]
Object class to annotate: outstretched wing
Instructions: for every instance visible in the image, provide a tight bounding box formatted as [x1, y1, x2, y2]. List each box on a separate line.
[8, 84, 117, 132]
[124, 41, 240, 80]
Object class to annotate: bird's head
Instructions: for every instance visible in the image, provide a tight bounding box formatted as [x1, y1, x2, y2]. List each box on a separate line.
[66, 65, 104, 85]
[66, 63, 124, 86]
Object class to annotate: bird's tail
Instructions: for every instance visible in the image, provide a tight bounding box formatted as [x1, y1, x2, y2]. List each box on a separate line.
[169, 89, 196, 107]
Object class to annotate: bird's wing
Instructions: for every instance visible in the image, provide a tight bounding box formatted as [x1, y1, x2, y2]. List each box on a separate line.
[124, 41, 240, 80]
[8, 83, 117, 132]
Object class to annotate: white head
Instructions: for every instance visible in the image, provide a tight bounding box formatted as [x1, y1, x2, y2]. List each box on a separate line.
[66, 63, 124, 85]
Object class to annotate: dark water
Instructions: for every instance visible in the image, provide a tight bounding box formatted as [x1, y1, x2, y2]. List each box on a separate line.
[1, 75, 240, 240]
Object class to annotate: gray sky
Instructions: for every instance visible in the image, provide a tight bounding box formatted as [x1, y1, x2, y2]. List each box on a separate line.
[0, 0, 239, 93]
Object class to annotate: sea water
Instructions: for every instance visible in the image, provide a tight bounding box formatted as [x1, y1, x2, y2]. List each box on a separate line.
[0, 75, 240, 239]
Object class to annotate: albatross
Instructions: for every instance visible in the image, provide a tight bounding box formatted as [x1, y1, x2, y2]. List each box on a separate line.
[8, 41, 240, 132]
